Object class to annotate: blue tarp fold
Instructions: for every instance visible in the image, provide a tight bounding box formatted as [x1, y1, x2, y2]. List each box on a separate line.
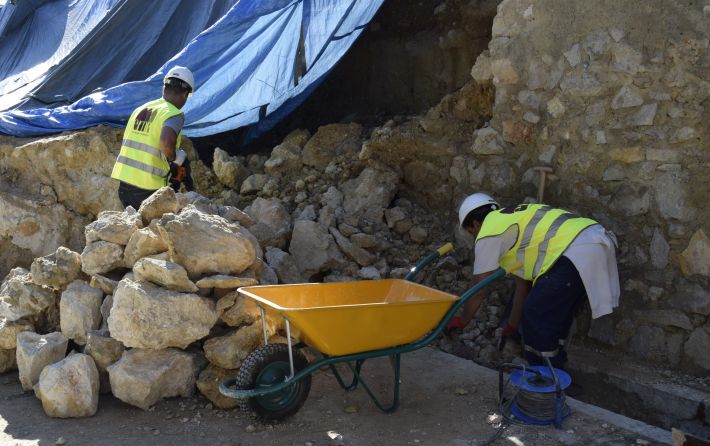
[0, 0, 383, 139]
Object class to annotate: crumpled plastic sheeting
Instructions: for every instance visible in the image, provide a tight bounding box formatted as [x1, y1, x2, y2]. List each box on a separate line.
[0, 0, 383, 139]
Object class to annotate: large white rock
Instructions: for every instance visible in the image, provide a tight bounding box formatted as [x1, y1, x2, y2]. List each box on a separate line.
[85, 330, 124, 393]
[0, 268, 56, 322]
[122, 222, 168, 266]
[16, 331, 68, 391]
[265, 247, 304, 284]
[157, 206, 256, 279]
[37, 353, 99, 418]
[213, 148, 250, 189]
[59, 280, 103, 345]
[244, 198, 292, 249]
[108, 278, 218, 349]
[341, 167, 399, 223]
[289, 220, 346, 280]
[85, 208, 142, 245]
[203, 323, 272, 369]
[137, 187, 180, 226]
[80, 241, 124, 276]
[0, 318, 34, 349]
[195, 275, 258, 290]
[107, 348, 195, 410]
[133, 258, 198, 292]
[30, 247, 82, 290]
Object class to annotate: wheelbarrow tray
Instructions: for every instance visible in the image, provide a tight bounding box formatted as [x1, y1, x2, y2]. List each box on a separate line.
[238, 279, 459, 356]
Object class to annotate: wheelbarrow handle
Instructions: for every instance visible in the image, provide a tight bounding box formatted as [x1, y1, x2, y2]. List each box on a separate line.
[405, 243, 454, 281]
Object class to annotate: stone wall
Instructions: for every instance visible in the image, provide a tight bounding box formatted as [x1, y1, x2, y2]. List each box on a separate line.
[464, 0, 709, 373]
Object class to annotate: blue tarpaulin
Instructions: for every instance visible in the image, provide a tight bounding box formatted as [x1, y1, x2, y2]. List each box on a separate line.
[0, 0, 383, 139]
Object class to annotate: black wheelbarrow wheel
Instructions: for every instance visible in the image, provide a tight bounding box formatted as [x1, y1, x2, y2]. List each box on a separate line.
[235, 343, 312, 420]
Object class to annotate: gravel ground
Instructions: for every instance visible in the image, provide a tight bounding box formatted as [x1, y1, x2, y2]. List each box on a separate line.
[0, 348, 668, 446]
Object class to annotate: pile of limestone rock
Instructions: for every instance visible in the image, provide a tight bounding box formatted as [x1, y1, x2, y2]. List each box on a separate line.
[0, 186, 305, 417]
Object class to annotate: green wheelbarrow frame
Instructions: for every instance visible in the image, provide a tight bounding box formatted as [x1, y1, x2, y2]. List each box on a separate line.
[219, 243, 508, 415]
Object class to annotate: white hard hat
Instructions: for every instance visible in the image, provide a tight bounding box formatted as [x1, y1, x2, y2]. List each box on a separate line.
[458, 192, 499, 226]
[164, 66, 195, 93]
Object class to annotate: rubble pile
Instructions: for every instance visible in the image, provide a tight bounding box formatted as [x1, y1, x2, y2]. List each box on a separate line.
[0, 162, 506, 418]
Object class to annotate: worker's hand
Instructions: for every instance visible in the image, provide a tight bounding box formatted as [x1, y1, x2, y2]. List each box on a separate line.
[174, 148, 187, 166]
[446, 316, 467, 332]
[497, 323, 520, 351]
[501, 323, 518, 338]
[170, 162, 187, 183]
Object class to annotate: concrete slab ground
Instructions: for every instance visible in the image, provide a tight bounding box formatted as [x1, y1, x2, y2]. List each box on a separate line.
[0, 348, 669, 446]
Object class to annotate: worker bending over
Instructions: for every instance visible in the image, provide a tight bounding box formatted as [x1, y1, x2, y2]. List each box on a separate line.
[449, 193, 620, 368]
[111, 66, 195, 209]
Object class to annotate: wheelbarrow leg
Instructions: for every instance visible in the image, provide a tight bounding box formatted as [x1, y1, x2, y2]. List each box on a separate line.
[329, 359, 364, 391]
[345, 353, 401, 413]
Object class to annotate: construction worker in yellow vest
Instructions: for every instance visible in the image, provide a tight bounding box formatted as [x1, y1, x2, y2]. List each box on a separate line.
[111, 66, 195, 209]
[448, 192, 620, 369]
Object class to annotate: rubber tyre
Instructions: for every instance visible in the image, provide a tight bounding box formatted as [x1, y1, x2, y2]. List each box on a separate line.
[234, 343, 312, 420]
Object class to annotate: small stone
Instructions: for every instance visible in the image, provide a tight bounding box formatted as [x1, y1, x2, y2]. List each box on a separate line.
[679, 230, 710, 277]
[609, 28, 625, 42]
[611, 85, 643, 109]
[245, 424, 257, 433]
[344, 405, 358, 414]
[546, 96, 566, 118]
[609, 147, 644, 163]
[523, 112, 540, 124]
[563, 44, 581, 67]
[636, 440, 650, 446]
[56, 437, 66, 445]
[632, 103, 657, 126]
[454, 388, 469, 395]
[153, 430, 160, 436]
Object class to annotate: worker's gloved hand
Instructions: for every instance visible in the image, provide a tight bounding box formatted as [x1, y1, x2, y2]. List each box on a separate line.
[170, 162, 187, 183]
[174, 148, 187, 166]
[497, 323, 520, 350]
[446, 316, 467, 332]
[501, 323, 518, 338]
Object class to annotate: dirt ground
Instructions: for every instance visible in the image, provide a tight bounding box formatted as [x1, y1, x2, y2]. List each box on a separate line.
[0, 348, 668, 446]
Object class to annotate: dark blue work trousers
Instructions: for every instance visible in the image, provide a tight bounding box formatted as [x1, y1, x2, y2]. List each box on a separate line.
[521, 256, 586, 368]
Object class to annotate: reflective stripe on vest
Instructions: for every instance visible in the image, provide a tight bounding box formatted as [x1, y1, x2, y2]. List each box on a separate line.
[111, 98, 182, 190]
[476, 204, 597, 282]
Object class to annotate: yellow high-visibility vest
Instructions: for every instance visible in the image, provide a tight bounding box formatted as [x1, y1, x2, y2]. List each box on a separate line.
[476, 204, 597, 282]
[111, 98, 183, 190]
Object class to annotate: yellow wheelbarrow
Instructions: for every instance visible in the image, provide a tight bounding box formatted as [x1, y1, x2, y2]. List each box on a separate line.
[219, 243, 511, 419]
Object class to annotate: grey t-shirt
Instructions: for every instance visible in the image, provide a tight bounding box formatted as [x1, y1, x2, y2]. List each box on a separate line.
[163, 114, 184, 134]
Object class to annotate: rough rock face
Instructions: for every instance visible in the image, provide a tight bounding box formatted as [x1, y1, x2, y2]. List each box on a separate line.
[37, 353, 99, 418]
[196, 364, 239, 409]
[302, 123, 362, 169]
[107, 348, 195, 410]
[213, 148, 249, 189]
[59, 280, 103, 345]
[244, 197, 292, 249]
[264, 247, 304, 284]
[85, 330, 125, 393]
[85, 208, 142, 245]
[0, 348, 16, 373]
[133, 258, 198, 292]
[108, 278, 218, 349]
[203, 323, 268, 370]
[0, 318, 34, 349]
[460, 0, 710, 374]
[289, 220, 346, 280]
[137, 187, 180, 226]
[122, 222, 169, 266]
[0, 268, 56, 322]
[16, 331, 68, 391]
[80, 241, 124, 276]
[30, 247, 82, 290]
[157, 207, 256, 279]
[341, 167, 399, 223]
